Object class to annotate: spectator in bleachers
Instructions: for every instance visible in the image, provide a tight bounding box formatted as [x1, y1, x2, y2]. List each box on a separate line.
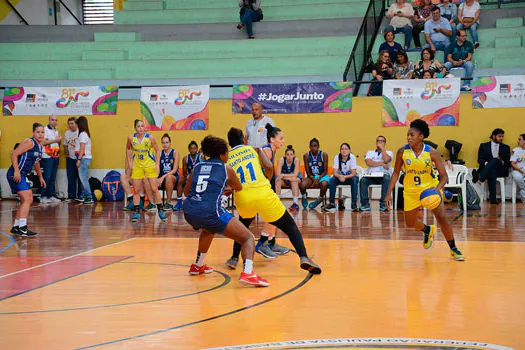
[438, 0, 458, 39]
[40, 115, 61, 204]
[63, 117, 81, 201]
[511, 133, 525, 203]
[413, 0, 434, 49]
[394, 50, 415, 79]
[359, 136, 393, 212]
[413, 48, 446, 78]
[385, 0, 414, 50]
[457, 0, 480, 48]
[424, 6, 452, 52]
[473, 128, 511, 204]
[238, 0, 262, 39]
[444, 29, 474, 90]
[422, 70, 433, 79]
[368, 50, 393, 96]
[379, 30, 404, 63]
[324, 143, 358, 212]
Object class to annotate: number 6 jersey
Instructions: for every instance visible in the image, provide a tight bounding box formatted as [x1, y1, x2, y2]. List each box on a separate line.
[402, 143, 438, 193]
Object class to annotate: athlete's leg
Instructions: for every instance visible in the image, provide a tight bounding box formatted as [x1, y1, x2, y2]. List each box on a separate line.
[164, 175, 175, 204]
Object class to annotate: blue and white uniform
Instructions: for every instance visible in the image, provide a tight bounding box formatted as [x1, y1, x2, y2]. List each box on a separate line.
[307, 151, 330, 183]
[281, 156, 302, 185]
[183, 159, 233, 234]
[7, 138, 42, 193]
[186, 153, 202, 176]
[159, 149, 179, 179]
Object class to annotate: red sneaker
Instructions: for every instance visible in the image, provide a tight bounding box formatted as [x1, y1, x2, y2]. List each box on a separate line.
[189, 264, 214, 275]
[239, 272, 270, 287]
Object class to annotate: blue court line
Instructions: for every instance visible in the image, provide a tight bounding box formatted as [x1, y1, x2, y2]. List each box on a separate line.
[77, 273, 314, 349]
[0, 231, 15, 254]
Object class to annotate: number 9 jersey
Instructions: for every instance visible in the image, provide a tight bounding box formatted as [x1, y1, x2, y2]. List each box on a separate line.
[402, 143, 438, 193]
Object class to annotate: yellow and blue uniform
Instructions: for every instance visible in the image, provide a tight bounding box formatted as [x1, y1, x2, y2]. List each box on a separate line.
[402, 144, 439, 211]
[228, 145, 286, 222]
[130, 133, 157, 180]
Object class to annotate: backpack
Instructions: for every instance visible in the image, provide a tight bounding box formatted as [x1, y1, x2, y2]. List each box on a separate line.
[102, 170, 124, 201]
[458, 180, 481, 211]
[89, 176, 103, 200]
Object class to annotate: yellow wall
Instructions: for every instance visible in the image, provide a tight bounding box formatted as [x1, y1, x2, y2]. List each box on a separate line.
[1, 95, 524, 170]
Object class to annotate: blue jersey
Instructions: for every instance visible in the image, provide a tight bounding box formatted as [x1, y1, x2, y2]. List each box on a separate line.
[186, 153, 202, 175]
[159, 149, 176, 176]
[281, 157, 296, 174]
[261, 144, 275, 164]
[185, 159, 228, 217]
[308, 151, 325, 176]
[9, 138, 42, 175]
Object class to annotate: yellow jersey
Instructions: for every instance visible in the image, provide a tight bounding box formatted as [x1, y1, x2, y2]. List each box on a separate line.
[402, 144, 438, 193]
[228, 145, 270, 189]
[131, 133, 156, 168]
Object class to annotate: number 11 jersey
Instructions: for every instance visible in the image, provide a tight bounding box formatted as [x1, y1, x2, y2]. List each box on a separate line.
[228, 145, 270, 189]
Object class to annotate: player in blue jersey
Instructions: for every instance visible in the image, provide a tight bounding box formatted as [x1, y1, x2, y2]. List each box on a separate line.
[384, 120, 464, 261]
[276, 145, 302, 212]
[299, 138, 330, 209]
[7, 123, 46, 238]
[183, 135, 269, 287]
[175, 141, 202, 211]
[158, 133, 180, 211]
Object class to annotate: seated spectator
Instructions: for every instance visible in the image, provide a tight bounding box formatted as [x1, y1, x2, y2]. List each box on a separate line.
[414, 48, 447, 78]
[472, 128, 511, 204]
[444, 29, 474, 90]
[422, 70, 433, 79]
[413, 0, 434, 49]
[368, 50, 394, 96]
[438, 0, 458, 39]
[424, 6, 452, 52]
[275, 145, 302, 212]
[394, 50, 415, 79]
[384, 0, 415, 50]
[299, 138, 330, 210]
[238, 0, 262, 39]
[379, 30, 404, 63]
[457, 0, 480, 48]
[359, 136, 394, 212]
[324, 143, 359, 213]
[158, 133, 180, 210]
[510, 133, 525, 203]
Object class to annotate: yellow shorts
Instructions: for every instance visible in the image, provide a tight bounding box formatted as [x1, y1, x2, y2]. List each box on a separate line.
[404, 188, 443, 212]
[234, 186, 286, 223]
[132, 166, 158, 180]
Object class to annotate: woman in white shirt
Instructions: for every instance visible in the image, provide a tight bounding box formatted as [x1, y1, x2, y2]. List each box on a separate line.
[511, 133, 525, 202]
[457, 0, 481, 48]
[324, 143, 359, 212]
[76, 116, 93, 204]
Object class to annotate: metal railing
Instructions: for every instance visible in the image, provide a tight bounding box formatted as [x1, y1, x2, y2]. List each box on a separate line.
[343, 0, 386, 96]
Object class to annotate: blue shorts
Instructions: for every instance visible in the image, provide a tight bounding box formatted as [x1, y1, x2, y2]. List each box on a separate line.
[314, 174, 331, 183]
[183, 202, 233, 234]
[7, 174, 30, 194]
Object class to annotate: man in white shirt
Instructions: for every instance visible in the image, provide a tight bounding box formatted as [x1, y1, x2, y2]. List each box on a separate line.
[359, 136, 394, 212]
[63, 117, 81, 201]
[245, 103, 275, 148]
[41, 115, 62, 203]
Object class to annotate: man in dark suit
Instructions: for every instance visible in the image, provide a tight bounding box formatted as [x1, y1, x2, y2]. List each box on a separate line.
[472, 128, 511, 204]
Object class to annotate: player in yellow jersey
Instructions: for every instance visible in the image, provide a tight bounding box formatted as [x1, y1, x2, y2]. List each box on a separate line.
[224, 127, 321, 274]
[384, 120, 464, 261]
[126, 119, 166, 223]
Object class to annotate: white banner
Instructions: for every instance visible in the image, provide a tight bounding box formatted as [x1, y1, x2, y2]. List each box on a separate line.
[140, 85, 209, 131]
[2, 86, 119, 116]
[472, 75, 525, 109]
[382, 78, 461, 127]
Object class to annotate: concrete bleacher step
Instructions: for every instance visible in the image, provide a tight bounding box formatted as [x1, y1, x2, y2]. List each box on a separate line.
[494, 35, 523, 48]
[124, 0, 164, 11]
[474, 47, 525, 68]
[132, 0, 367, 10]
[492, 56, 524, 68]
[68, 69, 115, 80]
[94, 32, 141, 42]
[82, 50, 129, 61]
[495, 17, 524, 28]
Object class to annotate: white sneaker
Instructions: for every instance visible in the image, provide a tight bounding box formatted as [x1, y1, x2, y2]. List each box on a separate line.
[49, 197, 61, 203]
[40, 197, 51, 204]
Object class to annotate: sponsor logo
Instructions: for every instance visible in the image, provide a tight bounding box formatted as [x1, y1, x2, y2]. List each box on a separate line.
[499, 84, 511, 94]
[257, 91, 325, 104]
[26, 94, 36, 103]
[421, 82, 452, 100]
[406, 159, 412, 165]
[393, 88, 402, 96]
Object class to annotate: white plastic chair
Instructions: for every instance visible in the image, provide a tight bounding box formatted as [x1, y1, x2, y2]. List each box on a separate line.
[444, 165, 468, 212]
[356, 166, 384, 207]
[480, 177, 506, 203]
[511, 179, 517, 204]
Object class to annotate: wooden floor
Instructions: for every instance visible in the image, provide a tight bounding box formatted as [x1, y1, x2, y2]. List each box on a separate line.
[0, 200, 524, 350]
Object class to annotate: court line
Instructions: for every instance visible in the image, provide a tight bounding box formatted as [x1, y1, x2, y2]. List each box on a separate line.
[76, 273, 314, 349]
[0, 231, 15, 254]
[0, 237, 137, 279]
[0, 256, 133, 302]
[0, 262, 231, 315]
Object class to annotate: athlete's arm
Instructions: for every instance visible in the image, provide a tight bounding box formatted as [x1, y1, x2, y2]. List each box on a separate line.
[384, 147, 405, 208]
[183, 173, 193, 197]
[319, 152, 329, 178]
[34, 161, 46, 188]
[256, 147, 273, 179]
[226, 165, 243, 192]
[275, 158, 284, 179]
[182, 156, 189, 177]
[430, 147, 448, 191]
[303, 153, 313, 179]
[167, 150, 180, 177]
[11, 139, 33, 182]
[126, 136, 133, 171]
[292, 158, 300, 180]
[150, 135, 161, 174]
[263, 147, 274, 179]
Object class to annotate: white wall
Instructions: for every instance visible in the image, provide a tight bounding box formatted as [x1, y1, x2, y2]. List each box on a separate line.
[1, 0, 82, 25]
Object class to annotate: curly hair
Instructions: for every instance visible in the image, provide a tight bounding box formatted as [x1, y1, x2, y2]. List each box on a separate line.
[201, 136, 228, 159]
[410, 119, 430, 139]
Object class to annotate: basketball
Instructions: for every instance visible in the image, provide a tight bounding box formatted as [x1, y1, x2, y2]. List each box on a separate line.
[443, 190, 453, 203]
[420, 188, 442, 210]
[94, 189, 103, 201]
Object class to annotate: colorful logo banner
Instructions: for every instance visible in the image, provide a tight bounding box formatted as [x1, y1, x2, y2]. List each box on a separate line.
[472, 76, 525, 109]
[382, 78, 460, 127]
[232, 82, 353, 114]
[140, 85, 209, 130]
[2, 86, 118, 116]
